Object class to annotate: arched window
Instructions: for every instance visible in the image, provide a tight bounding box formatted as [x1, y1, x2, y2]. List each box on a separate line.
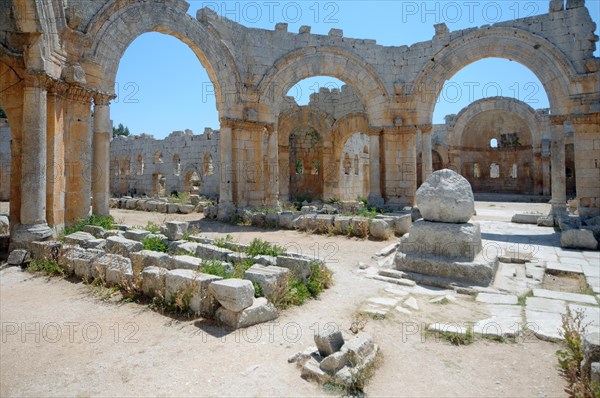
[136, 154, 144, 175]
[153, 151, 163, 164]
[490, 163, 500, 178]
[354, 154, 359, 175]
[474, 163, 480, 178]
[490, 138, 498, 148]
[203, 153, 214, 175]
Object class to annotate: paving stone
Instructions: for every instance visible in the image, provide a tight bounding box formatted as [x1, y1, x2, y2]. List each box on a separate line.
[546, 261, 583, 275]
[568, 304, 600, 330]
[533, 288, 597, 305]
[428, 323, 467, 335]
[526, 296, 567, 313]
[525, 309, 563, 341]
[403, 296, 419, 311]
[366, 297, 400, 307]
[476, 293, 518, 305]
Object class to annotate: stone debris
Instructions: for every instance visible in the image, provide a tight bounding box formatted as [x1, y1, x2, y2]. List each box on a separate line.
[7, 249, 30, 266]
[475, 293, 518, 305]
[215, 297, 278, 329]
[105, 236, 142, 257]
[403, 296, 419, 311]
[164, 221, 189, 241]
[209, 279, 255, 312]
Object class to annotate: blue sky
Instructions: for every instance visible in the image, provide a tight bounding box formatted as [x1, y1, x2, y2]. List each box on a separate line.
[112, 0, 600, 138]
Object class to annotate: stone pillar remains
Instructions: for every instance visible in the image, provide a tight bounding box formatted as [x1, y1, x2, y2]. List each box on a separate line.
[367, 130, 383, 205]
[420, 125, 433, 183]
[394, 169, 498, 287]
[217, 123, 234, 220]
[10, 77, 53, 250]
[92, 95, 112, 216]
[550, 118, 567, 216]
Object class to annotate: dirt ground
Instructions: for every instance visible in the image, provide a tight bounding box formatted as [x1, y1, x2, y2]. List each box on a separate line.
[0, 201, 567, 397]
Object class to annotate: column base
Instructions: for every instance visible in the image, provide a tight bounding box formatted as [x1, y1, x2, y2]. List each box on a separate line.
[217, 202, 236, 223]
[9, 223, 54, 252]
[368, 194, 385, 206]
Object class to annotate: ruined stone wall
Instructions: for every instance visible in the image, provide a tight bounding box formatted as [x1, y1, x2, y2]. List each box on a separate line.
[110, 129, 220, 198]
[0, 119, 10, 201]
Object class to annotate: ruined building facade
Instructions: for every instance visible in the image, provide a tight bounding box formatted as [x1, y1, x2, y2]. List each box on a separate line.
[1, 0, 598, 249]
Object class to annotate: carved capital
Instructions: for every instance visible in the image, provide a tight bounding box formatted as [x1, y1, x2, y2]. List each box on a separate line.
[549, 114, 569, 126]
[417, 124, 433, 133]
[220, 117, 273, 133]
[93, 93, 114, 106]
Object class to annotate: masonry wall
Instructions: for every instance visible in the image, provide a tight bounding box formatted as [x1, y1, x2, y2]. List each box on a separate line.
[110, 129, 220, 198]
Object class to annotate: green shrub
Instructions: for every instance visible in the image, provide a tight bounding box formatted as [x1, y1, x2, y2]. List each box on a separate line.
[142, 221, 161, 234]
[253, 282, 264, 298]
[63, 215, 116, 236]
[27, 259, 65, 276]
[142, 236, 169, 253]
[246, 238, 286, 257]
[306, 261, 333, 298]
[200, 259, 233, 279]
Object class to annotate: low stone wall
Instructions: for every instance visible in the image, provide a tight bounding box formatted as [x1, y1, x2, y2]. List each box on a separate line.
[16, 221, 327, 329]
[204, 205, 412, 241]
[109, 196, 212, 214]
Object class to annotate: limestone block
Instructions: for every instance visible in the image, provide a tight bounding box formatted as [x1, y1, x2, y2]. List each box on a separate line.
[0, 215, 8, 234]
[30, 241, 62, 262]
[312, 215, 334, 233]
[265, 213, 279, 228]
[244, 264, 289, 299]
[164, 221, 189, 241]
[416, 169, 475, 223]
[165, 269, 223, 316]
[561, 229, 598, 250]
[592, 362, 600, 386]
[172, 255, 203, 270]
[171, 241, 200, 256]
[293, 214, 315, 231]
[190, 195, 200, 205]
[319, 350, 349, 374]
[278, 212, 294, 229]
[511, 213, 542, 224]
[253, 255, 277, 266]
[301, 358, 327, 383]
[209, 279, 255, 312]
[130, 250, 172, 275]
[399, 220, 481, 260]
[394, 214, 412, 236]
[82, 225, 107, 238]
[352, 217, 370, 237]
[333, 216, 352, 234]
[145, 201, 159, 212]
[566, 0, 584, 9]
[369, 219, 392, 240]
[58, 246, 91, 275]
[105, 236, 143, 257]
[178, 204, 195, 214]
[549, 0, 564, 11]
[81, 238, 106, 250]
[196, 243, 233, 261]
[344, 332, 376, 363]
[92, 253, 130, 281]
[157, 202, 167, 213]
[141, 266, 168, 298]
[251, 213, 266, 228]
[276, 255, 313, 282]
[7, 249, 30, 266]
[123, 229, 150, 242]
[105, 255, 134, 287]
[314, 329, 344, 357]
[64, 231, 95, 246]
[215, 297, 278, 329]
[166, 203, 179, 214]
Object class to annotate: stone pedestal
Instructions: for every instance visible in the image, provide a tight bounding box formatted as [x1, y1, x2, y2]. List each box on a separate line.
[394, 169, 498, 287]
[10, 223, 53, 251]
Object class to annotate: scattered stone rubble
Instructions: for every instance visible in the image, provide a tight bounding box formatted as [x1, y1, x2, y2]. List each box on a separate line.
[109, 195, 211, 214]
[17, 221, 328, 330]
[289, 329, 380, 390]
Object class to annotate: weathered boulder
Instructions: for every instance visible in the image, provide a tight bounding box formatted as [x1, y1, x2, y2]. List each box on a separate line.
[278, 212, 295, 229]
[164, 221, 189, 241]
[369, 219, 392, 240]
[314, 329, 344, 357]
[394, 214, 412, 236]
[209, 279, 255, 312]
[561, 229, 598, 250]
[215, 297, 278, 329]
[416, 169, 475, 223]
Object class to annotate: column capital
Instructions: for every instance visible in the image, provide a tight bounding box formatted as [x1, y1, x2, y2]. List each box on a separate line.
[219, 117, 274, 133]
[93, 92, 115, 106]
[417, 124, 433, 133]
[367, 126, 383, 136]
[22, 71, 54, 90]
[65, 84, 93, 103]
[549, 114, 569, 126]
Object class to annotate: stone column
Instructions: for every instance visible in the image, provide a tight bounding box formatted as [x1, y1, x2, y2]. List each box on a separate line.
[367, 129, 383, 205]
[217, 121, 234, 220]
[420, 125, 433, 182]
[92, 94, 112, 216]
[381, 124, 417, 206]
[11, 76, 53, 249]
[46, 84, 66, 230]
[550, 117, 567, 216]
[265, 126, 280, 208]
[571, 113, 600, 217]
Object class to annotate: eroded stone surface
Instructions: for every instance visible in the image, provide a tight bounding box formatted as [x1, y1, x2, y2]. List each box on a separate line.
[416, 170, 475, 223]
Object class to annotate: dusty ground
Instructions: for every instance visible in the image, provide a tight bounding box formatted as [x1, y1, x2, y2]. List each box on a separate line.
[0, 201, 567, 397]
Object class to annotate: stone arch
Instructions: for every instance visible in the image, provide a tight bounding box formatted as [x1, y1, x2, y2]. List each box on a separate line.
[447, 97, 546, 195]
[277, 106, 334, 201]
[258, 47, 389, 125]
[84, 0, 240, 115]
[172, 154, 181, 176]
[413, 27, 577, 124]
[183, 166, 202, 194]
